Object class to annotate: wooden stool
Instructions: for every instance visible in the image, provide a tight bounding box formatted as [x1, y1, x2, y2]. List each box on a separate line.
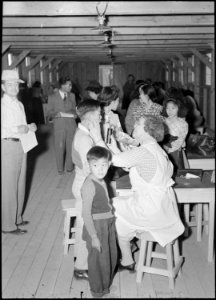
[136, 231, 184, 289]
[183, 203, 209, 241]
[61, 199, 79, 255]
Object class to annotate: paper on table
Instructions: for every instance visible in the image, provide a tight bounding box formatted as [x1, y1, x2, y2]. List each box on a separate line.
[60, 112, 74, 118]
[20, 130, 38, 153]
[185, 173, 200, 179]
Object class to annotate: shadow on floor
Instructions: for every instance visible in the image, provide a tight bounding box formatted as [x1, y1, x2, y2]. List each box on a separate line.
[22, 124, 53, 214]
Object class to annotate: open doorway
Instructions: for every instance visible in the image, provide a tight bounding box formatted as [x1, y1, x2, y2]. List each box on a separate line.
[99, 65, 113, 86]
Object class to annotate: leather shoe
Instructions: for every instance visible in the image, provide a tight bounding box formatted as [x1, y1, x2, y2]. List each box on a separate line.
[74, 269, 88, 280]
[2, 228, 27, 235]
[16, 220, 29, 226]
[118, 262, 136, 272]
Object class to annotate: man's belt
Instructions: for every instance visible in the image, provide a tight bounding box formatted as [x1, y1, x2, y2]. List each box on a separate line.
[3, 138, 20, 142]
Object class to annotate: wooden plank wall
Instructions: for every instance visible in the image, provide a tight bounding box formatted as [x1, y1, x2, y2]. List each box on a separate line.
[58, 60, 165, 95]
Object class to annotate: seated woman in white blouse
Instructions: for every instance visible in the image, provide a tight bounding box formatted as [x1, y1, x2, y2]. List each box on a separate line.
[109, 115, 185, 271]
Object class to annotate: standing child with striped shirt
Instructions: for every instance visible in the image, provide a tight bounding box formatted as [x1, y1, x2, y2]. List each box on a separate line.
[81, 146, 118, 298]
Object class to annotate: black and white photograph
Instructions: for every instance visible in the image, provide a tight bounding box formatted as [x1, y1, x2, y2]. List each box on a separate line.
[1, 1, 215, 298]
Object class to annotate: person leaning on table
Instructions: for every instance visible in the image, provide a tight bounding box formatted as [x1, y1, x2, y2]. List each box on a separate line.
[1, 69, 37, 235]
[109, 115, 185, 271]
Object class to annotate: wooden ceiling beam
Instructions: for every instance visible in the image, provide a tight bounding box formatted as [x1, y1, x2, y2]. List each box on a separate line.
[50, 59, 63, 71]
[190, 48, 212, 69]
[2, 25, 214, 35]
[175, 53, 195, 72]
[26, 54, 44, 71]
[2, 15, 214, 27]
[8, 50, 30, 69]
[3, 29, 214, 41]
[3, 36, 213, 45]
[40, 57, 54, 71]
[3, 2, 214, 15]
[2, 44, 10, 54]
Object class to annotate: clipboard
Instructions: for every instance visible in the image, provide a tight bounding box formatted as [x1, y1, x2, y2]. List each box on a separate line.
[19, 130, 38, 153]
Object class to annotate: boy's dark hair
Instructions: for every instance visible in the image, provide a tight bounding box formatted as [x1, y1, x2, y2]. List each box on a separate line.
[87, 146, 112, 162]
[76, 99, 100, 119]
[98, 86, 119, 107]
[86, 80, 102, 94]
[59, 76, 71, 87]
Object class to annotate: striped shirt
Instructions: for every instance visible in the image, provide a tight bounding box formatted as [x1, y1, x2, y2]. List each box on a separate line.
[112, 140, 157, 182]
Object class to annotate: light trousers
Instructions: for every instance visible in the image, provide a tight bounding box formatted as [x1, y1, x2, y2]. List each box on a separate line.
[2, 140, 27, 231]
[72, 169, 88, 270]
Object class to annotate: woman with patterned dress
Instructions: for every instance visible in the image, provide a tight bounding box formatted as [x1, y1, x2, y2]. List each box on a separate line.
[125, 83, 163, 135]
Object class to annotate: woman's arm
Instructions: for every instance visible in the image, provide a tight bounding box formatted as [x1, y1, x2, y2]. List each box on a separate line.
[125, 101, 136, 135]
[112, 147, 142, 168]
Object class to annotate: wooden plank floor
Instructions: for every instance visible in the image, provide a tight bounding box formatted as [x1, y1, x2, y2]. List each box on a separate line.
[2, 124, 215, 298]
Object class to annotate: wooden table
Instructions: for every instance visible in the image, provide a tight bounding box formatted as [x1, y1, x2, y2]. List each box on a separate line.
[115, 171, 215, 262]
[186, 152, 215, 170]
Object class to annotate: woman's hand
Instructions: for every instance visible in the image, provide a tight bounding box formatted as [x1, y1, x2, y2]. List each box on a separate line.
[28, 123, 37, 132]
[107, 135, 121, 154]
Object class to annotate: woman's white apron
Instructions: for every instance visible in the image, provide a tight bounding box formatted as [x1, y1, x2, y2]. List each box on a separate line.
[113, 141, 185, 247]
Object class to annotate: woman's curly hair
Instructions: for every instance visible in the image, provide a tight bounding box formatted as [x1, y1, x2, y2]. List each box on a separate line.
[143, 115, 165, 142]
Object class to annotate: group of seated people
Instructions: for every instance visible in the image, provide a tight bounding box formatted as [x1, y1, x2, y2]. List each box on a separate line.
[70, 78, 202, 297]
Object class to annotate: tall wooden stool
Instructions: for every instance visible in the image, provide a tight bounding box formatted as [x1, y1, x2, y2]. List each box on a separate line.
[61, 199, 79, 255]
[136, 231, 184, 289]
[183, 203, 209, 241]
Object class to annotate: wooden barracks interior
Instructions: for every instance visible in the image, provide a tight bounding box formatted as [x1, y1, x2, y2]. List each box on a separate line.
[2, 2, 215, 298]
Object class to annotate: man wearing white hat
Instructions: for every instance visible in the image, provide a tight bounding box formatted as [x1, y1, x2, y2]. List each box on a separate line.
[1, 69, 37, 235]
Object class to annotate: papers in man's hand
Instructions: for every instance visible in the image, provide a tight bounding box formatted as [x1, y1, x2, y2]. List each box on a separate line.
[59, 112, 74, 118]
[20, 130, 38, 153]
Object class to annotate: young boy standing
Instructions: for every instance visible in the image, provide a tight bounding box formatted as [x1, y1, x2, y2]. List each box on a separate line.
[81, 146, 118, 298]
[72, 99, 107, 279]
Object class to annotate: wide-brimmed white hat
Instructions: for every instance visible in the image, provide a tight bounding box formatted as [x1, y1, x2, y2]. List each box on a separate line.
[1, 69, 24, 83]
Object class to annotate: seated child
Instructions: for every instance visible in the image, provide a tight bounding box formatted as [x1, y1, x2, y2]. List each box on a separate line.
[81, 146, 118, 298]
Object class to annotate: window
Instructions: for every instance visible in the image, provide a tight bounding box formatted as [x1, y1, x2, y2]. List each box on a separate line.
[8, 53, 13, 66]
[188, 55, 194, 83]
[40, 60, 44, 84]
[172, 61, 175, 82]
[180, 61, 183, 85]
[56, 66, 59, 82]
[25, 57, 31, 86]
[165, 65, 169, 82]
[99, 65, 113, 86]
[205, 53, 212, 85]
[49, 63, 52, 83]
